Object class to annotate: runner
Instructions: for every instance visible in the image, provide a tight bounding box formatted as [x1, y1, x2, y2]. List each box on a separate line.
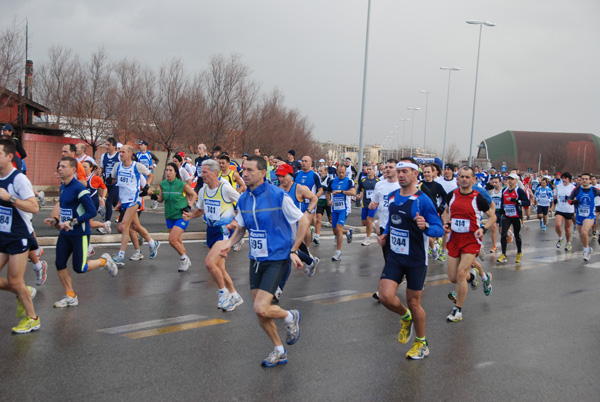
[326, 164, 356, 261]
[442, 166, 496, 322]
[370, 159, 400, 261]
[488, 176, 504, 253]
[43, 156, 118, 308]
[158, 162, 197, 271]
[534, 178, 554, 231]
[194, 143, 211, 193]
[357, 164, 379, 246]
[435, 164, 458, 261]
[99, 137, 121, 234]
[111, 145, 160, 265]
[220, 155, 307, 367]
[0, 138, 41, 333]
[497, 173, 530, 263]
[377, 159, 443, 359]
[420, 164, 447, 258]
[294, 155, 323, 247]
[217, 154, 246, 194]
[136, 140, 160, 209]
[554, 172, 576, 251]
[314, 166, 332, 245]
[567, 173, 600, 261]
[82, 160, 108, 256]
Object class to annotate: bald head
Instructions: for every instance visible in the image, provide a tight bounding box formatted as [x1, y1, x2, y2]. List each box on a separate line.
[301, 155, 312, 172]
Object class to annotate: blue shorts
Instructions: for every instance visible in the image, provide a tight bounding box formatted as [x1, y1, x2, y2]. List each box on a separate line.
[206, 225, 231, 249]
[166, 218, 190, 231]
[121, 201, 142, 210]
[576, 215, 595, 226]
[56, 234, 89, 273]
[361, 207, 377, 220]
[331, 210, 348, 227]
[0, 235, 37, 255]
[381, 257, 427, 291]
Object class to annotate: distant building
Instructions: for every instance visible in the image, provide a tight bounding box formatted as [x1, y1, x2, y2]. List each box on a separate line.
[321, 142, 382, 165]
[477, 130, 600, 173]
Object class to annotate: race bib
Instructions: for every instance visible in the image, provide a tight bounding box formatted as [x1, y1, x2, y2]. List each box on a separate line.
[390, 227, 409, 255]
[504, 204, 517, 217]
[204, 199, 220, 221]
[383, 194, 390, 208]
[249, 230, 269, 258]
[333, 194, 345, 211]
[60, 208, 73, 223]
[117, 172, 137, 189]
[559, 195, 567, 203]
[0, 206, 12, 233]
[451, 218, 470, 233]
[366, 190, 374, 199]
[578, 206, 590, 217]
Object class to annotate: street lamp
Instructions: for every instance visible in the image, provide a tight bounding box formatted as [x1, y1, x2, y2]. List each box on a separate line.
[466, 20, 496, 167]
[420, 90, 430, 153]
[440, 66, 460, 167]
[399, 118, 409, 157]
[407, 107, 420, 157]
[357, 0, 372, 173]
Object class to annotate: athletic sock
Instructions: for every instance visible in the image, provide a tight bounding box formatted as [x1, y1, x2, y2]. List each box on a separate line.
[180, 254, 187, 261]
[67, 291, 76, 298]
[480, 272, 489, 282]
[149, 239, 156, 248]
[118, 251, 125, 258]
[416, 336, 426, 344]
[99, 258, 107, 266]
[33, 261, 43, 271]
[284, 311, 294, 324]
[401, 310, 412, 321]
[275, 345, 285, 354]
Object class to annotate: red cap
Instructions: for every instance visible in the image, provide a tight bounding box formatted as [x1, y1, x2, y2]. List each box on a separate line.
[177, 151, 186, 158]
[276, 163, 294, 177]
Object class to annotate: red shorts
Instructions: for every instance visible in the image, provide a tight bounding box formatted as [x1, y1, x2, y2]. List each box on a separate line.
[447, 231, 482, 258]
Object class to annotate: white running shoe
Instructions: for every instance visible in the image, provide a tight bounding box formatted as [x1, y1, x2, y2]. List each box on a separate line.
[129, 250, 144, 261]
[332, 250, 341, 261]
[102, 253, 118, 277]
[54, 295, 79, 308]
[35, 261, 48, 286]
[217, 290, 231, 309]
[152, 200, 159, 210]
[37, 190, 46, 206]
[233, 238, 245, 252]
[178, 256, 191, 272]
[223, 293, 244, 312]
[362, 238, 370, 246]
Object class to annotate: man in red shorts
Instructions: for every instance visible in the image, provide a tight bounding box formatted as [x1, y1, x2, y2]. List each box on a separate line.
[442, 166, 496, 322]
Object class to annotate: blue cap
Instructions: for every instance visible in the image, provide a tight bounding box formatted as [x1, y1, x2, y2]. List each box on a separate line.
[1, 124, 14, 131]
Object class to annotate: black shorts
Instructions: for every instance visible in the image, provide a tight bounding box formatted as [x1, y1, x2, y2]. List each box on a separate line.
[56, 234, 89, 273]
[381, 257, 427, 291]
[537, 206, 549, 216]
[0, 235, 37, 255]
[316, 203, 331, 217]
[555, 211, 574, 220]
[249, 259, 288, 295]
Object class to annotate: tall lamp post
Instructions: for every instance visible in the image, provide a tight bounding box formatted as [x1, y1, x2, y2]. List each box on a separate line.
[407, 107, 420, 157]
[466, 20, 496, 167]
[419, 90, 430, 153]
[440, 66, 460, 167]
[399, 118, 409, 157]
[357, 0, 372, 173]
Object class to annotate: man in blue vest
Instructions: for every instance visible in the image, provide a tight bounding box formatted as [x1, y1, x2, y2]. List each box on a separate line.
[220, 155, 309, 368]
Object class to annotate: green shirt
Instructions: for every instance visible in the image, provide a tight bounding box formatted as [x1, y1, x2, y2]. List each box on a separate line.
[160, 178, 188, 220]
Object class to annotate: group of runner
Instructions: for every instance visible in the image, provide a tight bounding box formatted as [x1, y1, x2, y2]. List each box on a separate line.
[2, 132, 599, 366]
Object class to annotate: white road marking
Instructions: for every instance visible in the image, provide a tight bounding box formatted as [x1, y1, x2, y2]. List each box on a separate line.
[98, 314, 206, 334]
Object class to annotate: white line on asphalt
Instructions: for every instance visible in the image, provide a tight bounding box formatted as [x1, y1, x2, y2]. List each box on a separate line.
[292, 290, 358, 302]
[98, 314, 206, 334]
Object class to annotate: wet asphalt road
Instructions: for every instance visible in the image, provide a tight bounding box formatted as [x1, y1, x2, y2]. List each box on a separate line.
[2, 206, 600, 401]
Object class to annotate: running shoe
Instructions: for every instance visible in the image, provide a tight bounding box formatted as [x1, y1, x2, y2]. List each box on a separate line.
[438, 250, 447, 262]
[130, 250, 144, 261]
[542, 225, 546, 231]
[515, 252, 523, 263]
[313, 235, 320, 245]
[138, 234, 145, 246]
[556, 238, 563, 248]
[489, 246, 498, 253]
[12, 316, 40, 334]
[113, 255, 126, 266]
[232, 238, 244, 252]
[35, 261, 47, 286]
[447, 307, 462, 322]
[87, 245, 95, 257]
[565, 242, 572, 252]
[53, 295, 79, 308]
[98, 205, 106, 220]
[17, 286, 37, 318]
[478, 246, 486, 261]
[285, 309, 301, 345]
[261, 349, 287, 367]
[346, 228, 353, 244]
[178, 256, 191, 272]
[593, 231, 598, 240]
[217, 290, 231, 310]
[332, 250, 341, 261]
[37, 190, 46, 207]
[372, 292, 380, 301]
[398, 317, 414, 344]
[362, 238, 371, 246]
[149, 240, 161, 259]
[507, 231, 513, 244]
[468, 268, 479, 289]
[406, 339, 429, 360]
[223, 293, 244, 312]
[309, 225, 315, 243]
[305, 256, 319, 277]
[152, 200, 159, 210]
[539, 220, 543, 228]
[273, 287, 282, 303]
[583, 247, 591, 261]
[448, 291, 457, 304]
[36, 247, 45, 259]
[483, 273, 493, 296]
[102, 253, 118, 277]
[497, 254, 507, 263]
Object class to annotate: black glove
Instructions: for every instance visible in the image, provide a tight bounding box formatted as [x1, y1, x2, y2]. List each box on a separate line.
[510, 197, 518, 203]
[139, 184, 150, 197]
[571, 199, 579, 206]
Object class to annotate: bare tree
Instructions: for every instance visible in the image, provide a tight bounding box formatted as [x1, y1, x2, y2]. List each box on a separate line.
[445, 143, 462, 164]
[114, 58, 143, 148]
[137, 58, 190, 168]
[0, 20, 25, 95]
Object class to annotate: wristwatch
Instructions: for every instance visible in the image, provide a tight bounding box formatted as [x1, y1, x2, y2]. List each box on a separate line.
[290, 250, 299, 256]
[9, 195, 16, 204]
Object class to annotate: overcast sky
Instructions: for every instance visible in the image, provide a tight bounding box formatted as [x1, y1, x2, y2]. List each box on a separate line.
[6, 0, 600, 159]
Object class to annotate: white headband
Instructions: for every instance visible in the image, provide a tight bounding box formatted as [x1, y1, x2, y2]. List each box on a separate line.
[396, 162, 419, 171]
